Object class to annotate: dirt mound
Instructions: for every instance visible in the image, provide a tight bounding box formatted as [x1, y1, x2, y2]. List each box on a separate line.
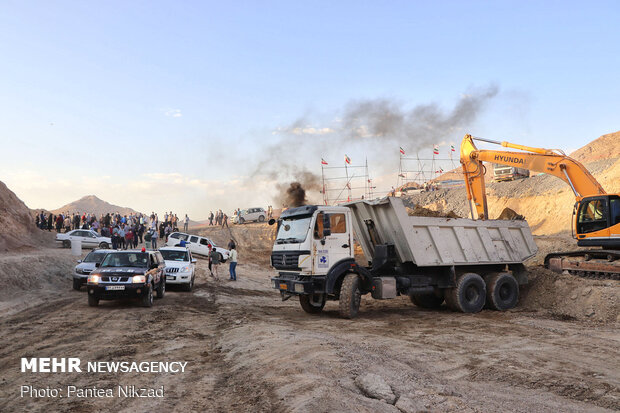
[497, 207, 524, 220]
[406, 204, 460, 218]
[570, 130, 620, 163]
[0, 181, 53, 252]
[520, 266, 619, 324]
[51, 194, 140, 216]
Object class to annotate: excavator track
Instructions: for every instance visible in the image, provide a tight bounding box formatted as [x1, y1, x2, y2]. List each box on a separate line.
[545, 250, 620, 281]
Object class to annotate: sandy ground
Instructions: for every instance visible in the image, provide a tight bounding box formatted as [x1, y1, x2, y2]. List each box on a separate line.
[0, 246, 618, 413]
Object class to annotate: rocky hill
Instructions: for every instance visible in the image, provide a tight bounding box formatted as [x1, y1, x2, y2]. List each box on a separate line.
[0, 181, 53, 252]
[51, 195, 140, 217]
[569, 130, 620, 163]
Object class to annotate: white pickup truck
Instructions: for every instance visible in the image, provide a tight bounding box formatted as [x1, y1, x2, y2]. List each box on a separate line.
[270, 197, 537, 318]
[166, 232, 230, 262]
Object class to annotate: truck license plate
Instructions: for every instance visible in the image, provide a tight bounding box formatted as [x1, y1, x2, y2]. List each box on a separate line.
[105, 285, 125, 291]
[279, 283, 287, 290]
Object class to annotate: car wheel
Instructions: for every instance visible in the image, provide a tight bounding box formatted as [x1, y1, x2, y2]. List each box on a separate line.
[239, 217, 245, 224]
[73, 279, 81, 291]
[63, 240, 71, 248]
[88, 294, 99, 307]
[185, 275, 194, 292]
[142, 283, 153, 307]
[99, 242, 109, 249]
[155, 278, 165, 299]
[258, 215, 265, 222]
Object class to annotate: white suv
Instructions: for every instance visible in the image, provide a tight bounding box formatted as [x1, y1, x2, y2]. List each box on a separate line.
[237, 207, 266, 224]
[159, 247, 196, 291]
[166, 232, 230, 262]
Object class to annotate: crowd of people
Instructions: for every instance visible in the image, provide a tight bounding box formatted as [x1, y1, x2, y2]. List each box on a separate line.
[36, 209, 242, 281]
[207, 210, 228, 227]
[35, 210, 191, 247]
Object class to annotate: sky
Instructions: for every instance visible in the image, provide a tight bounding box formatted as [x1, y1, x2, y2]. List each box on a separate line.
[1, 0, 619, 219]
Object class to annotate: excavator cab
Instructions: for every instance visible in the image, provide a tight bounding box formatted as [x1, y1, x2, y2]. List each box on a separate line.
[575, 196, 620, 247]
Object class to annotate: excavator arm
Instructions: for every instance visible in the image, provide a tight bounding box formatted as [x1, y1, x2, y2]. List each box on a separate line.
[460, 134, 606, 220]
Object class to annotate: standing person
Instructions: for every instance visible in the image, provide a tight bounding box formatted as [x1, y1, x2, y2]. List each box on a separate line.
[63, 215, 71, 232]
[222, 213, 228, 228]
[144, 228, 152, 250]
[118, 225, 126, 250]
[138, 224, 145, 244]
[149, 227, 157, 249]
[184, 214, 189, 232]
[209, 211, 214, 226]
[125, 228, 133, 250]
[47, 214, 54, 231]
[209, 247, 220, 280]
[228, 243, 238, 281]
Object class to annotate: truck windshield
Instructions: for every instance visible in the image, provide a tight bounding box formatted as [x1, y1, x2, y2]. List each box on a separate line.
[276, 217, 311, 244]
[100, 252, 149, 268]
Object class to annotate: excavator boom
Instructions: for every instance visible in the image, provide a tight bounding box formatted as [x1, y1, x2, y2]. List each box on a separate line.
[460, 134, 619, 280]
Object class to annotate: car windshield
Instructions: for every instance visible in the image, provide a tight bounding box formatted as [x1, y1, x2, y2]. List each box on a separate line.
[83, 251, 106, 263]
[100, 252, 148, 268]
[276, 217, 311, 244]
[160, 250, 189, 261]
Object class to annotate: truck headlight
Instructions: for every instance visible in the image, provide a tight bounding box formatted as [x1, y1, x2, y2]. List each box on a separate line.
[132, 275, 146, 283]
[88, 274, 101, 284]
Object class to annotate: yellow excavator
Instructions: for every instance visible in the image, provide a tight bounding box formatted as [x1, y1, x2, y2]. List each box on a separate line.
[460, 134, 620, 280]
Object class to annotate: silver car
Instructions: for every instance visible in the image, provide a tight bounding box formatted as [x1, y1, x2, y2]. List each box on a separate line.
[73, 249, 108, 290]
[56, 229, 112, 249]
[237, 207, 266, 224]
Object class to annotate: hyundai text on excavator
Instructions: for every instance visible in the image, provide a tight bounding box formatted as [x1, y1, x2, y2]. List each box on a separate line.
[461, 134, 620, 280]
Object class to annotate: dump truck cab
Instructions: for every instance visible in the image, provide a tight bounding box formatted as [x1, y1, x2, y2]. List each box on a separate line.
[271, 205, 354, 277]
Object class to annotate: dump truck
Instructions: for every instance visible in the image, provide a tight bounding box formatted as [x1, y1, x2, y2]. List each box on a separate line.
[270, 197, 538, 318]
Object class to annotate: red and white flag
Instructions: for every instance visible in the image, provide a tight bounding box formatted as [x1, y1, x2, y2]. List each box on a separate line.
[344, 155, 351, 164]
[321, 158, 328, 165]
[399, 147, 405, 155]
[436, 168, 444, 174]
[433, 144, 439, 155]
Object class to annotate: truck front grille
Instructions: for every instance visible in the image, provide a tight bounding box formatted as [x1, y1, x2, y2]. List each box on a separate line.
[271, 250, 310, 270]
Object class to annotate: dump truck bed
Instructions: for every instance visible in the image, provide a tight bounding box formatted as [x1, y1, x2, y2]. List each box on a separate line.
[346, 197, 538, 267]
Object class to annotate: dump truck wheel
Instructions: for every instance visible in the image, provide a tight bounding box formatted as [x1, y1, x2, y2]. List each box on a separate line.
[299, 294, 326, 314]
[452, 273, 486, 313]
[486, 272, 519, 311]
[410, 293, 444, 309]
[339, 273, 361, 319]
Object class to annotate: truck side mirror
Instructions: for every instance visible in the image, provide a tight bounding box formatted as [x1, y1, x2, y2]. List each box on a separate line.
[322, 214, 331, 237]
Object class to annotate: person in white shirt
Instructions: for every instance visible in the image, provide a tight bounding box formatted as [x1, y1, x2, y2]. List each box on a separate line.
[228, 243, 238, 281]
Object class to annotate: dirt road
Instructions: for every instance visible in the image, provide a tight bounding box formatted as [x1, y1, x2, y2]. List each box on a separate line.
[0, 258, 618, 412]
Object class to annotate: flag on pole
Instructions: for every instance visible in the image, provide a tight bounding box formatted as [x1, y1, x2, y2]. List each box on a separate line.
[435, 168, 444, 174]
[433, 145, 439, 155]
[399, 147, 405, 155]
[451, 145, 455, 152]
[398, 173, 406, 178]
[344, 155, 351, 164]
[321, 158, 328, 165]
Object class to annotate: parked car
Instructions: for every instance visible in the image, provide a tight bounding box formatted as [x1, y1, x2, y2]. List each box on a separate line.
[86, 249, 166, 307]
[159, 246, 197, 291]
[165, 232, 230, 261]
[73, 249, 109, 290]
[56, 229, 111, 249]
[237, 207, 266, 224]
